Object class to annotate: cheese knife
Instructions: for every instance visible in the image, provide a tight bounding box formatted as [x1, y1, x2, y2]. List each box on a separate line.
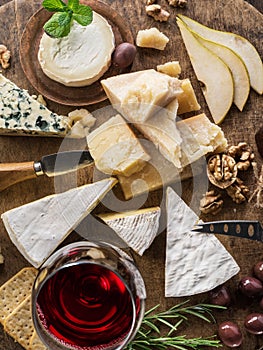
[0, 150, 94, 192]
[192, 220, 263, 243]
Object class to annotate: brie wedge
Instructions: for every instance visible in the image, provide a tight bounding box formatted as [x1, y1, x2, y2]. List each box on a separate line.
[1, 178, 117, 268]
[101, 69, 182, 123]
[165, 187, 240, 297]
[98, 207, 161, 255]
[38, 12, 115, 87]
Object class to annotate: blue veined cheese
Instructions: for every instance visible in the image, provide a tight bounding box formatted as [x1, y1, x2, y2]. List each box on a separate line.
[0, 74, 70, 136]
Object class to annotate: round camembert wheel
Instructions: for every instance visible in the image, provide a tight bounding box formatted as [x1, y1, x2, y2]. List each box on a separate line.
[38, 12, 115, 87]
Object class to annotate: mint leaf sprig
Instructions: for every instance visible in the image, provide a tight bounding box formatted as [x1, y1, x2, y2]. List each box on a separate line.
[42, 0, 93, 38]
[126, 300, 225, 350]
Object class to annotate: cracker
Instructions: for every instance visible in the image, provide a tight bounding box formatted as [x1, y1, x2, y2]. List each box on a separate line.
[0, 267, 37, 323]
[4, 295, 35, 349]
[29, 330, 48, 350]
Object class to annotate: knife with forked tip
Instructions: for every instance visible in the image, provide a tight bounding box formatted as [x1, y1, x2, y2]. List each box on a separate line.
[192, 220, 263, 242]
[0, 150, 94, 192]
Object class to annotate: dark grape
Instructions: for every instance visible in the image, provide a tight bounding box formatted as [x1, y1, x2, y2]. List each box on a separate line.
[209, 285, 231, 306]
[238, 276, 263, 297]
[253, 261, 263, 282]
[244, 313, 263, 335]
[112, 43, 137, 68]
[218, 321, 242, 347]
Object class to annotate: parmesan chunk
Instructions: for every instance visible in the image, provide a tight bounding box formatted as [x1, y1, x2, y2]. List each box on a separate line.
[136, 28, 169, 50]
[157, 61, 181, 77]
[177, 79, 201, 114]
[165, 187, 240, 297]
[87, 114, 150, 176]
[101, 69, 182, 123]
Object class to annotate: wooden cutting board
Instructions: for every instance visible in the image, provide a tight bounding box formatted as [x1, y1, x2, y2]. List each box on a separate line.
[0, 0, 262, 349]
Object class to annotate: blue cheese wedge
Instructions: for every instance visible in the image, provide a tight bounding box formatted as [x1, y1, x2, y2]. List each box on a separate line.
[165, 187, 240, 297]
[38, 12, 115, 87]
[98, 207, 161, 255]
[1, 178, 117, 268]
[0, 74, 69, 136]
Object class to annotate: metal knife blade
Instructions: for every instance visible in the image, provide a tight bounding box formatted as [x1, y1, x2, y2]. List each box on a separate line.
[34, 150, 94, 177]
[192, 220, 263, 242]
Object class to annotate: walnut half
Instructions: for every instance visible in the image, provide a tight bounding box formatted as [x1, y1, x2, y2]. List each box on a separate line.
[207, 154, 237, 189]
[145, 4, 170, 22]
[200, 190, 223, 215]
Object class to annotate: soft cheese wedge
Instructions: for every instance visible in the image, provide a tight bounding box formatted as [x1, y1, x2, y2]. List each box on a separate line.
[178, 14, 263, 95]
[0, 74, 69, 136]
[38, 12, 115, 87]
[177, 18, 234, 124]
[194, 34, 250, 111]
[165, 187, 240, 297]
[1, 178, 117, 268]
[101, 69, 182, 123]
[87, 114, 150, 176]
[98, 207, 161, 255]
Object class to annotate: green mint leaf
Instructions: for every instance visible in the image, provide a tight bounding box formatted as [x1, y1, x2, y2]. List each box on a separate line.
[67, 0, 80, 12]
[42, 0, 67, 12]
[72, 5, 93, 26]
[43, 12, 72, 38]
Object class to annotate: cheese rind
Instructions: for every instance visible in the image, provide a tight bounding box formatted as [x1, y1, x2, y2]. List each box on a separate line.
[0, 74, 69, 136]
[87, 114, 150, 176]
[101, 69, 182, 123]
[38, 12, 115, 87]
[165, 187, 240, 297]
[1, 178, 117, 268]
[98, 207, 161, 255]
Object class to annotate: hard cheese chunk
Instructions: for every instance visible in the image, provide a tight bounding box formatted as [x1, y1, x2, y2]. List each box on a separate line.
[0, 74, 69, 136]
[1, 178, 117, 268]
[136, 28, 169, 50]
[98, 207, 161, 255]
[87, 114, 150, 176]
[157, 61, 181, 77]
[177, 79, 201, 115]
[38, 12, 115, 87]
[134, 99, 182, 168]
[101, 69, 182, 123]
[165, 187, 240, 297]
[118, 113, 227, 199]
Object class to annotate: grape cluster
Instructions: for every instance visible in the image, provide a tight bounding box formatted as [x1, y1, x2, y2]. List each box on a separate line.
[209, 261, 263, 347]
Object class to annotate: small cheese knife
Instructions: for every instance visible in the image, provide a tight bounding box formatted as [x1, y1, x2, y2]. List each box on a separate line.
[192, 220, 263, 243]
[0, 150, 94, 192]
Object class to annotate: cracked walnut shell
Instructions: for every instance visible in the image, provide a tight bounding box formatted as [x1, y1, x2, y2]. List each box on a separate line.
[207, 154, 238, 189]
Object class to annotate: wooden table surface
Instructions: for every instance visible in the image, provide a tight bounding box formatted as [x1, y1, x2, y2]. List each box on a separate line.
[0, 0, 262, 349]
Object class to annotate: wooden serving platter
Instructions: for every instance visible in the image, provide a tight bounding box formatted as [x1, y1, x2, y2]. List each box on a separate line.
[0, 0, 262, 349]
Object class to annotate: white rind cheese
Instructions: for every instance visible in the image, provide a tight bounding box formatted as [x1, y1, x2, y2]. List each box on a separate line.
[0, 74, 69, 136]
[38, 12, 115, 87]
[1, 178, 117, 268]
[165, 187, 240, 297]
[98, 207, 161, 255]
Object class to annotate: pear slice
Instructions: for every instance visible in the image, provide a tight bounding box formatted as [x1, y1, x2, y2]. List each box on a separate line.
[193, 33, 250, 111]
[176, 18, 234, 124]
[178, 14, 263, 95]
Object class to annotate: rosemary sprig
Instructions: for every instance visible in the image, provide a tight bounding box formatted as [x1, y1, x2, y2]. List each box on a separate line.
[126, 300, 225, 350]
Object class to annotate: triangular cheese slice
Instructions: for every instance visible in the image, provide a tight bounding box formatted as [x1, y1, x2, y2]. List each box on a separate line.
[98, 207, 161, 255]
[1, 178, 117, 268]
[165, 187, 240, 297]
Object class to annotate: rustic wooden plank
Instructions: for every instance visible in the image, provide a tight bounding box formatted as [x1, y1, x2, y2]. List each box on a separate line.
[0, 0, 262, 349]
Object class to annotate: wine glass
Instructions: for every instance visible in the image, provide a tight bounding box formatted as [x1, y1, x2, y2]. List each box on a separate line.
[32, 241, 146, 350]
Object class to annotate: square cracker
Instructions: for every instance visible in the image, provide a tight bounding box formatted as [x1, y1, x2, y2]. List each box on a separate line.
[0, 267, 37, 323]
[29, 330, 48, 350]
[4, 294, 35, 349]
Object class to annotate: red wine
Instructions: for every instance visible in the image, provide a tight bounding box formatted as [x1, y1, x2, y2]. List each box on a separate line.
[36, 261, 136, 349]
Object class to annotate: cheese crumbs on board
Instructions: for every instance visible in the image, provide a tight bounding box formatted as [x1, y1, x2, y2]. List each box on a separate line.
[136, 28, 169, 50]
